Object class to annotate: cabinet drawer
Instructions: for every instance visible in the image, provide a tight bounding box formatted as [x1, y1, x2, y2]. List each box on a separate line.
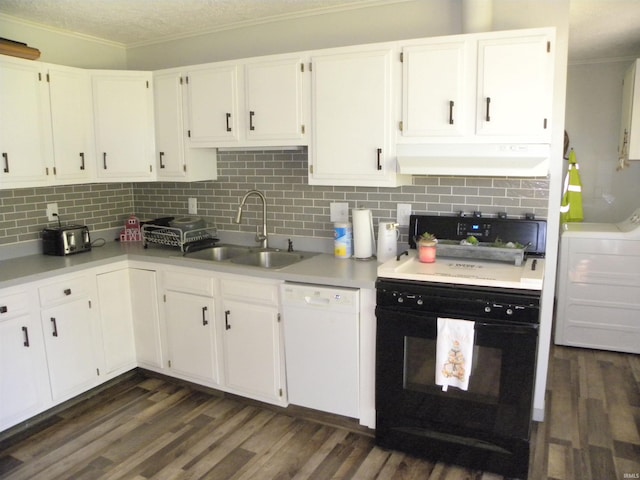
[221, 278, 279, 305]
[163, 270, 214, 297]
[38, 276, 89, 307]
[0, 292, 29, 320]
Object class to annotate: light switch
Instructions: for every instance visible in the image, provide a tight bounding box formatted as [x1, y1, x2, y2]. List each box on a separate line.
[188, 198, 197, 214]
[330, 202, 349, 223]
[397, 204, 412, 226]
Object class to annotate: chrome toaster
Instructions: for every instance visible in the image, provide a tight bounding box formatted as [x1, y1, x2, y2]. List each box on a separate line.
[42, 225, 91, 256]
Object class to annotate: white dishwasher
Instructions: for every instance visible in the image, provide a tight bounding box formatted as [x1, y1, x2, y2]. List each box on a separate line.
[281, 283, 359, 418]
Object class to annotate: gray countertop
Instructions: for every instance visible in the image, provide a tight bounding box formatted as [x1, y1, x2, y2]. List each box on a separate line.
[0, 241, 379, 290]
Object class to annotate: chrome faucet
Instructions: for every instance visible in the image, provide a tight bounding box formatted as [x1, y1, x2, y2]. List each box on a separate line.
[234, 189, 268, 249]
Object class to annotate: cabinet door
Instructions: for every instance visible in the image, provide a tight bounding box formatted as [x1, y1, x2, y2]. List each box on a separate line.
[309, 48, 401, 186]
[92, 72, 155, 180]
[402, 41, 471, 137]
[130, 268, 163, 369]
[222, 299, 282, 402]
[96, 269, 136, 375]
[48, 64, 94, 183]
[41, 299, 98, 402]
[0, 313, 48, 430]
[0, 57, 52, 187]
[186, 65, 239, 144]
[154, 71, 186, 178]
[245, 57, 305, 142]
[476, 34, 552, 139]
[164, 291, 217, 384]
[154, 71, 218, 181]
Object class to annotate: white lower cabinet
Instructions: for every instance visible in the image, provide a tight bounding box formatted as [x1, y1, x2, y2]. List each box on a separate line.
[96, 268, 137, 377]
[0, 288, 50, 431]
[162, 269, 218, 385]
[220, 276, 285, 406]
[40, 295, 99, 403]
[130, 268, 163, 369]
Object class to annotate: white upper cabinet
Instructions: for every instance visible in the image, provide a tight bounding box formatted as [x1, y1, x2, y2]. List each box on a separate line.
[244, 56, 306, 143]
[309, 45, 410, 187]
[92, 71, 156, 181]
[619, 59, 640, 163]
[399, 28, 554, 144]
[0, 55, 52, 187]
[476, 32, 553, 140]
[186, 64, 240, 145]
[153, 71, 217, 181]
[47, 64, 95, 183]
[401, 40, 473, 137]
[183, 54, 307, 148]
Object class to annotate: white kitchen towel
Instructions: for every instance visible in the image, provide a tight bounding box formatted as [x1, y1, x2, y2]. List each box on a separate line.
[435, 317, 475, 392]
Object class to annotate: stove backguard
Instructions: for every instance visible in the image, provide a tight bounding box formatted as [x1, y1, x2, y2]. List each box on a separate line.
[409, 214, 547, 257]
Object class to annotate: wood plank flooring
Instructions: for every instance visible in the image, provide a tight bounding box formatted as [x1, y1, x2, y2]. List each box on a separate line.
[0, 345, 638, 480]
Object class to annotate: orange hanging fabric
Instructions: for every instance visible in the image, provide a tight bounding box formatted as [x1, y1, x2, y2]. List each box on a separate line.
[560, 149, 584, 223]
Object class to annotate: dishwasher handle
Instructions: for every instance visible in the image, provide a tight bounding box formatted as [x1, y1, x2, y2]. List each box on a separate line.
[304, 296, 330, 306]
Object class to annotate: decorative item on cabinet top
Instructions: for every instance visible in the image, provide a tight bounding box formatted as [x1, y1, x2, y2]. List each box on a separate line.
[0, 37, 40, 60]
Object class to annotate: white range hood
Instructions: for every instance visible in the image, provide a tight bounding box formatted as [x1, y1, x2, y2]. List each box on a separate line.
[396, 143, 551, 177]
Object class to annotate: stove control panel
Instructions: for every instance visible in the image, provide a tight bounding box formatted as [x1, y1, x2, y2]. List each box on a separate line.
[456, 221, 492, 238]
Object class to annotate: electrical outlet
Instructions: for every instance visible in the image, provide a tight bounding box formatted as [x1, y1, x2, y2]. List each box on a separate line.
[397, 203, 412, 226]
[46, 203, 59, 221]
[330, 202, 349, 223]
[188, 198, 197, 215]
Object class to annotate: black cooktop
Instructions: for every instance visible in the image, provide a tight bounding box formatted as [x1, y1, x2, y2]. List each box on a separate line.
[408, 213, 547, 257]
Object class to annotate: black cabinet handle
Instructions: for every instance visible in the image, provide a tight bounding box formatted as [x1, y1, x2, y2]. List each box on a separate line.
[0, 305, 7, 314]
[376, 148, 382, 171]
[159, 152, 165, 169]
[2, 152, 8, 173]
[249, 111, 255, 131]
[22, 326, 30, 347]
[79, 152, 85, 170]
[63, 288, 71, 296]
[226, 113, 232, 132]
[51, 317, 58, 337]
[225, 309, 231, 330]
[485, 97, 491, 122]
[103, 152, 107, 169]
[202, 306, 208, 326]
[449, 100, 455, 125]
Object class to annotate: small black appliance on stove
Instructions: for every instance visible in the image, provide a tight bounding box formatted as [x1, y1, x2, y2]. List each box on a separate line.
[375, 213, 547, 479]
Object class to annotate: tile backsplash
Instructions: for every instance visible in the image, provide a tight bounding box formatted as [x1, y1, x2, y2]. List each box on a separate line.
[0, 148, 549, 247]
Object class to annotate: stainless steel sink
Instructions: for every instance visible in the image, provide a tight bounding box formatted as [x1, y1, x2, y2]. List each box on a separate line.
[229, 250, 312, 269]
[183, 245, 251, 261]
[181, 245, 316, 269]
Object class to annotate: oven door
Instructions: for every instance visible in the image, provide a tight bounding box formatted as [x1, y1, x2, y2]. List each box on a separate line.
[375, 305, 538, 476]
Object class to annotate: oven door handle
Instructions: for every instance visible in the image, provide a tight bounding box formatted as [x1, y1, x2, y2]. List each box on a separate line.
[473, 320, 538, 331]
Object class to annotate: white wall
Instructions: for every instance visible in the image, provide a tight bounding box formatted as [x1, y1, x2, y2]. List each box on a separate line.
[566, 60, 640, 222]
[0, 13, 126, 68]
[126, 0, 461, 69]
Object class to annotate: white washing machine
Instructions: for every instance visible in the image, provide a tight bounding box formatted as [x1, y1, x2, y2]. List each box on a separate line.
[555, 207, 640, 353]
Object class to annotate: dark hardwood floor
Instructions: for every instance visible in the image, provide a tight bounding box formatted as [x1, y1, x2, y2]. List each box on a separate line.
[0, 345, 638, 480]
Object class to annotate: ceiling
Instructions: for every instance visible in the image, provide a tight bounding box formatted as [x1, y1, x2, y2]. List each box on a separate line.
[1, 0, 640, 62]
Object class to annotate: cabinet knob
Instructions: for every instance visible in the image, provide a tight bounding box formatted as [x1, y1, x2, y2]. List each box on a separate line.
[249, 111, 255, 131]
[226, 113, 232, 132]
[202, 306, 208, 326]
[79, 152, 85, 170]
[225, 309, 231, 330]
[64, 288, 72, 296]
[0, 305, 7, 314]
[51, 317, 59, 337]
[449, 100, 455, 125]
[485, 97, 491, 122]
[159, 151, 165, 169]
[376, 148, 382, 171]
[3, 152, 9, 173]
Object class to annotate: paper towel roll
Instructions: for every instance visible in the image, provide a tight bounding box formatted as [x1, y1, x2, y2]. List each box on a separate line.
[352, 208, 375, 259]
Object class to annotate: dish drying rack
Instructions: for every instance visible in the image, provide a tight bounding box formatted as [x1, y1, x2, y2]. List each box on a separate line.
[142, 223, 217, 252]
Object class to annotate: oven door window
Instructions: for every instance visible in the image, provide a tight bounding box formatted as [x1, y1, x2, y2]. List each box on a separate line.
[404, 336, 501, 404]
